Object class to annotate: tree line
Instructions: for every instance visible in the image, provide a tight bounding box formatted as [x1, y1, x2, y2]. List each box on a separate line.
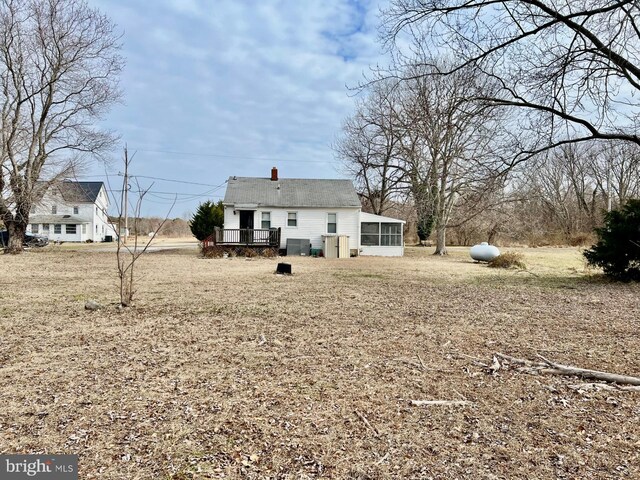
[335, 0, 640, 252]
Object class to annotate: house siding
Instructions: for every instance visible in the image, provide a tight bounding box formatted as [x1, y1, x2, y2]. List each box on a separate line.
[224, 206, 361, 250]
[92, 188, 110, 241]
[360, 245, 405, 257]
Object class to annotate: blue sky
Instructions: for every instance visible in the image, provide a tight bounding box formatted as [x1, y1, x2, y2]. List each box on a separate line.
[84, 0, 388, 217]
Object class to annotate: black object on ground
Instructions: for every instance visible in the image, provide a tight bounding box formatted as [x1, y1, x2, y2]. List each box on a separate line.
[276, 263, 292, 275]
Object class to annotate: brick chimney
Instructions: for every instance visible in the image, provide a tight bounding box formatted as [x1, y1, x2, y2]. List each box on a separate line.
[271, 167, 278, 181]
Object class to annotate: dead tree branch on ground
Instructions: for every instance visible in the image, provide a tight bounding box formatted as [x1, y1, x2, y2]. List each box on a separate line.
[492, 352, 640, 386]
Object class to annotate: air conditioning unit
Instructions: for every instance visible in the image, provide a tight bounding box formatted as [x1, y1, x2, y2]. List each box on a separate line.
[286, 238, 311, 256]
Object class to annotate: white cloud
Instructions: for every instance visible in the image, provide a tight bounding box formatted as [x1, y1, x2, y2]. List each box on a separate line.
[86, 0, 390, 214]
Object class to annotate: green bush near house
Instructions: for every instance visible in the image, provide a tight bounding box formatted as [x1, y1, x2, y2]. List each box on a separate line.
[190, 200, 224, 241]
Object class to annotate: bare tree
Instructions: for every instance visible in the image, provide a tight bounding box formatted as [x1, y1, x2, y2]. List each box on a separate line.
[531, 151, 586, 238]
[335, 80, 405, 216]
[589, 141, 640, 209]
[114, 181, 174, 307]
[339, 56, 505, 253]
[0, 0, 122, 253]
[383, 0, 640, 160]
[396, 60, 505, 254]
[107, 148, 175, 307]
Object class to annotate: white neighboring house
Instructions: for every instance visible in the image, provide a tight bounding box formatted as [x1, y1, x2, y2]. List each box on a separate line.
[221, 168, 405, 256]
[26, 181, 112, 242]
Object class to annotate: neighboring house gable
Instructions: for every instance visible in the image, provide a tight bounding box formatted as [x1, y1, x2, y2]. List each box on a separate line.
[27, 181, 111, 242]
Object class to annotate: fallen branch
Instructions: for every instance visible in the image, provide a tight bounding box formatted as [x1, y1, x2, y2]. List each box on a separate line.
[451, 352, 489, 368]
[536, 354, 640, 386]
[493, 352, 640, 386]
[354, 410, 380, 437]
[375, 451, 390, 465]
[410, 400, 473, 407]
[567, 383, 640, 392]
[494, 352, 542, 368]
[416, 353, 427, 371]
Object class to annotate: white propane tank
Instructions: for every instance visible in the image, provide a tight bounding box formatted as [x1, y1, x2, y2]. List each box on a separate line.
[470, 242, 500, 262]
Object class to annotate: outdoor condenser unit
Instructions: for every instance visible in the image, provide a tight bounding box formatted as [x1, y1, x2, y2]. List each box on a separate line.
[286, 238, 311, 256]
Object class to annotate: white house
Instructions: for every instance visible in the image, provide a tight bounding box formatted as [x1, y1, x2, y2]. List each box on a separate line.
[26, 181, 112, 242]
[221, 168, 405, 256]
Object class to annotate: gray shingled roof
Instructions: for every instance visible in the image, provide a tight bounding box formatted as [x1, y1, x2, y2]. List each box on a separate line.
[223, 177, 361, 208]
[53, 181, 104, 203]
[29, 214, 91, 224]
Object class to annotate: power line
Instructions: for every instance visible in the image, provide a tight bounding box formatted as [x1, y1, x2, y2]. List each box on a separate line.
[76, 174, 230, 190]
[144, 192, 224, 205]
[110, 188, 221, 197]
[76, 173, 227, 188]
[129, 175, 227, 188]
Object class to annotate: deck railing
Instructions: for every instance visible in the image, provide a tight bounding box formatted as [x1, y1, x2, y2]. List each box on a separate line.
[203, 227, 281, 248]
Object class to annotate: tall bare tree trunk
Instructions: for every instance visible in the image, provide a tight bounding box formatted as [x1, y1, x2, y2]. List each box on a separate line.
[2, 199, 29, 253]
[434, 225, 447, 255]
[5, 218, 26, 254]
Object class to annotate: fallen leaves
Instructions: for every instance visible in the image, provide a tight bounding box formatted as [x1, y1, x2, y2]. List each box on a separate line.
[0, 248, 639, 478]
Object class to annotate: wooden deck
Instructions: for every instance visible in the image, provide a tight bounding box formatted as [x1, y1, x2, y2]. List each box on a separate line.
[203, 227, 281, 248]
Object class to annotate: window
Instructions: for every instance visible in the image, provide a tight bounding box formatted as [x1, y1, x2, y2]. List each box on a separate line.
[381, 223, 402, 246]
[82, 224, 87, 234]
[31, 224, 39, 234]
[287, 212, 297, 227]
[73, 206, 79, 214]
[30, 206, 36, 214]
[42, 224, 50, 234]
[261, 212, 271, 229]
[361, 222, 403, 246]
[54, 224, 61, 234]
[327, 213, 337, 234]
[51, 205, 57, 214]
[361, 222, 380, 246]
[66, 224, 77, 235]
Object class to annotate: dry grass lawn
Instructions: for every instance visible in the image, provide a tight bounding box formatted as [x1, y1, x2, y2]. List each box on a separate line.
[1, 246, 639, 479]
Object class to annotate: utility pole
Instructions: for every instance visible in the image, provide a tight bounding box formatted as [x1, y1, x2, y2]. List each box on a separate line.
[122, 145, 129, 245]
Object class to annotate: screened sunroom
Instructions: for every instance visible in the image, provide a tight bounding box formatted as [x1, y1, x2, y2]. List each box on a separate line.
[359, 212, 405, 257]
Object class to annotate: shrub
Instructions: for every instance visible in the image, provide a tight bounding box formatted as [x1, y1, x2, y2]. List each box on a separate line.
[568, 232, 596, 247]
[201, 245, 226, 258]
[190, 200, 224, 241]
[584, 199, 640, 281]
[259, 247, 278, 257]
[238, 247, 258, 258]
[488, 251, 526, 270]
[202, 245, 279, 258]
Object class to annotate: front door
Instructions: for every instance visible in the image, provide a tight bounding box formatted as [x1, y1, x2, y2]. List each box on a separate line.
[239, 210, 254, 244]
